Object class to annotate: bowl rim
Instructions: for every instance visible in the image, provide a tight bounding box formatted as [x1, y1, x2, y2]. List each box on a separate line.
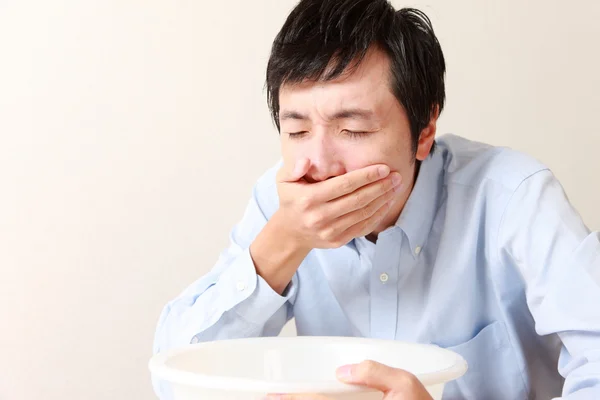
[149, 336, 468, 394]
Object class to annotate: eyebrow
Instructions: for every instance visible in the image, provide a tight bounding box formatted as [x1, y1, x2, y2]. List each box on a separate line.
[280, 110, 308, 121]
[280, 108, 375, 122]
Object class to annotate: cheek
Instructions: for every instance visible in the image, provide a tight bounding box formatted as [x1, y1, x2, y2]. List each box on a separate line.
[280, 138, 302, 167]
[343, 137, 407, 173]
[338, 144, 387, 173]
[279, 137, 296, 164]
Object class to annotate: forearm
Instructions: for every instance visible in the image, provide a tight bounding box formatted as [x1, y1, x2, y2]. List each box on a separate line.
[555, 330, 600, 399]
[498, 170, 600, 399]
[250, 210, 310, 295]
[153, 248, 295, 351]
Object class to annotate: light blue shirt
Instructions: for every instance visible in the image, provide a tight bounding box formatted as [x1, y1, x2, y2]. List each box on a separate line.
[153, 134, 600, 399]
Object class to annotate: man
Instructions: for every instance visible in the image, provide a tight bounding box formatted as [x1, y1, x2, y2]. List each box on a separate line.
[153, 0, 600, 398]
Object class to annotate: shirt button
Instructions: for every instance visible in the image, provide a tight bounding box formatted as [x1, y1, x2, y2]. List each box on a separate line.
[379, 273, 389, 283]
[236, 281, 247, 291]
[415, 246, 422, 255]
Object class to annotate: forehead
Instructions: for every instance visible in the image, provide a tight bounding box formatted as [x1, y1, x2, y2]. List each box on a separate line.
[279, 48, 396, 116]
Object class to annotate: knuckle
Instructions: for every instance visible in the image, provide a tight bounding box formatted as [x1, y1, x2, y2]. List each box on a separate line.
[305, 212, 322, 229]
[322, 227, 335, 240]
[298, 194, 313, 210]
[353, 191, 365, 207]
[385, 188, 396, 201]
[367, 208, 380, 223]
[341, 176, 354, 193]
[393, 369, 419, 390]
[383, 177, 394, 191]
[319, 227, 342, 246]
[360, 206, 372, 221]
[317, 230, 328, 242]
[357, 360, 378, 382]
[373, 207, 386, 221]
[331, 228, 344, 242]
[319, 230, 334, 243]
[330, 238, 346, 248]
[363, 359, 378, 370]
[403, 372, 420, 388]
[376, 198, 390, 214]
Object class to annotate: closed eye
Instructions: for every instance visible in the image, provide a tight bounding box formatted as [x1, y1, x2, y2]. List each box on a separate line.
[343, 130, 370, 138]
[287, 131, 308, 139]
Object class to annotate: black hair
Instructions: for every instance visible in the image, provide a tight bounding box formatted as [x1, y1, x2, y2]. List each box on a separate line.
[266, 0, 446, 155]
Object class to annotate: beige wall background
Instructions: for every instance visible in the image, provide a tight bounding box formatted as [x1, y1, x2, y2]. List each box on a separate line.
[0, 1, 598, 399]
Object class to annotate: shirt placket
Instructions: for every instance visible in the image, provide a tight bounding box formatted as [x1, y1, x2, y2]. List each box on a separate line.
[369, 231, 401, 339]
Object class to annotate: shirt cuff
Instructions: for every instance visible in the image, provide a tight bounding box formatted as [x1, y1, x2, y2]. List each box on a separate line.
[216, 248, 296, 326]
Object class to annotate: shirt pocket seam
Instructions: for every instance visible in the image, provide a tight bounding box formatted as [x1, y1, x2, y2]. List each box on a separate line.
[442, 320, 529, 399]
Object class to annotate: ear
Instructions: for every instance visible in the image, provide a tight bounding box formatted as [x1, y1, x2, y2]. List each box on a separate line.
[415, 106, 439, 161]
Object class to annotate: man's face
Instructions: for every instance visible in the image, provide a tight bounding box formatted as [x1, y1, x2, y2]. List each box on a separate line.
[278, 47, 436, 231]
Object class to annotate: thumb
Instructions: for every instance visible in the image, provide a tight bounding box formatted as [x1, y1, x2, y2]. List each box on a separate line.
[336, 361, 412, 393]
[281, 157, 311, 182]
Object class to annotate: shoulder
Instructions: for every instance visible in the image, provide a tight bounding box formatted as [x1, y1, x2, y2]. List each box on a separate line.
[437, 134, 549, 193]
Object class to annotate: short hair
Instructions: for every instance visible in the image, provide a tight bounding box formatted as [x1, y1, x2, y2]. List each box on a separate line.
[266, 0, 446, 154]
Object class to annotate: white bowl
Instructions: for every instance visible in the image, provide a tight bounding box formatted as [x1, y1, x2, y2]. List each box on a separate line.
[149, 336, 467, 400]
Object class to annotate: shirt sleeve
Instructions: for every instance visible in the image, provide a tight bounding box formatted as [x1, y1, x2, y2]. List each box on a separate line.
[152, 176, 297, 399]
[498, 169, 600, 399]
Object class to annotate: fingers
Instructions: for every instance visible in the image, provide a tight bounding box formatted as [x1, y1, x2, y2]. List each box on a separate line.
[336, 361, 422, 394]
[279, 158, 312, 183]
[314, 164, 391, 202]
[264, 363, 427, 400]
[333, 194, 394, 242]
[320, 187, 395, 242]
[324, 172, 402, 219]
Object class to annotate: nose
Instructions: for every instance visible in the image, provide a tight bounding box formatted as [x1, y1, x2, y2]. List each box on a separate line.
[303, 134, 346, 183]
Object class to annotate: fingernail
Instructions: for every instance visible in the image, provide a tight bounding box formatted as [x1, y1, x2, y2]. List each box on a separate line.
[391, 173, 402, 187]
[378, 165, 390, 178]
[336, 364, 354, 381]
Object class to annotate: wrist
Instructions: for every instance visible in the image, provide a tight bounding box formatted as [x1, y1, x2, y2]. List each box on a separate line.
[269, 209, 312, 254]
[249, 210, 311, 294]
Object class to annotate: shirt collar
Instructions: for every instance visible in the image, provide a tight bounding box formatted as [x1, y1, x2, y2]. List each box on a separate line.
[394, 148, 446, 258]
[354, 235, 375, 258]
